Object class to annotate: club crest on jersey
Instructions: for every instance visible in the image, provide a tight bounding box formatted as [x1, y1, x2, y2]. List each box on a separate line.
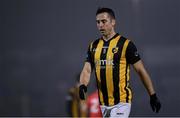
[112, 47, 118, 53]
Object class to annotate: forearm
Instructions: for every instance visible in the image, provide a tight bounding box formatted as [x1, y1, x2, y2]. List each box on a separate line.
[133, 60, 155, 95]
[134, 61, 161, 112]
[79, 62, 91, 100]
[80, 70, 91, 86]
[137, 69, 155, 95]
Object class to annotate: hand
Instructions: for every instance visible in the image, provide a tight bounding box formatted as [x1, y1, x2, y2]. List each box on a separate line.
[79, 84, 87, 100]
[150, 93, 161, 113]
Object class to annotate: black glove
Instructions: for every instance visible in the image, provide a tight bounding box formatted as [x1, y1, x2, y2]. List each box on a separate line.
[150, 93, 161, 113]
[79, 84, 87, 100]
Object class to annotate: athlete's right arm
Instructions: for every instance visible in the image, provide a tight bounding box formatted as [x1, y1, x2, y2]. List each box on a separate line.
[79, 62, 92, 100]
[80, 62, 92, 86]
[79, 41, 93, 100]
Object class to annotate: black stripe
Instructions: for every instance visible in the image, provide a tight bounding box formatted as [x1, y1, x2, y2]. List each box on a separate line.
[113, 36, 127, 105]
[95, 72, 102, 105]
[125, 63, 129, 103]
[100, 41, 109, 106]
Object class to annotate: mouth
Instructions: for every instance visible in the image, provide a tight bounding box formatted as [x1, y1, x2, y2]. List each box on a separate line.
[100, 29, 105, 33]
[100, 29, 105, 31]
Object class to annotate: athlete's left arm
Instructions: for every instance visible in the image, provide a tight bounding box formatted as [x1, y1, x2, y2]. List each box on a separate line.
[126, 41, 155, 95]
[127, 40, 161, 112]
[133, 60, 161, 113]
[133, 60, 155, 95]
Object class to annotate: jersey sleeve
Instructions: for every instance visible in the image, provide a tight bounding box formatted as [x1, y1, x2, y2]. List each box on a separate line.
[85, 42, 94, 69]
[126, 41, 141, 64]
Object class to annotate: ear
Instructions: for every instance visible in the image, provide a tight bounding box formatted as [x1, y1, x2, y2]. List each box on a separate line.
[112, 19, 116, 26]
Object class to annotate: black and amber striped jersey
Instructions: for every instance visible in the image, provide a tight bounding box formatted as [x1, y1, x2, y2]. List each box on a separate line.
[86, 33, 141, 106]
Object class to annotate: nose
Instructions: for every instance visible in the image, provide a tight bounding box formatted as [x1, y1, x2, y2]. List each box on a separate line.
[99, 22, 103, 27]
[98, 22, 104, 29]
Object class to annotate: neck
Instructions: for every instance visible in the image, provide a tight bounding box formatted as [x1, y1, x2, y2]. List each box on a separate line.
[103, 31, 116, 41]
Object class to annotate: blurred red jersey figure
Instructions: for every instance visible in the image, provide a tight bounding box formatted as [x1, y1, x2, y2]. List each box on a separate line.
[66, 74, 87, 117]
[87, 90, 102, 117]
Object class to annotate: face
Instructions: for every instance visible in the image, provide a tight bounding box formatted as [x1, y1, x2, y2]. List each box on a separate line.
[96, 12, 115, 36]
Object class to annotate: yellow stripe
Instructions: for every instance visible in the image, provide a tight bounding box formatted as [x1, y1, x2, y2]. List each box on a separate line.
[123, 40, 132, 103]
[90, 42, 93, 51]
[94, 39, 104, 105]
[106, 36, 120, 105]
[121, 39, 129, 58]
[126, 65, 132, 103]
[119, 39, 130, 103]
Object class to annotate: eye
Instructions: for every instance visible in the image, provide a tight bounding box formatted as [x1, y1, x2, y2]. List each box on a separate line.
[96, 20, 100, 24]
[102, 20, 107, 24]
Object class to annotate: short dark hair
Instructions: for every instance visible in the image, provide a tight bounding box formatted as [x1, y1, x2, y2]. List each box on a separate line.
[96, 7, 115, 19]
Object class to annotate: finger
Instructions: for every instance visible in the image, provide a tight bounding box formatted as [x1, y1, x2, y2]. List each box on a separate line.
[82, 91, 85, 99]
[156, 103, 161, 113]
[79, 90, 85, 100]
[151, 104, 155, 112]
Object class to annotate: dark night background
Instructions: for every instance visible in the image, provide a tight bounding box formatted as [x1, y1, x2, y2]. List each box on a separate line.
[0, 0, 180, 116]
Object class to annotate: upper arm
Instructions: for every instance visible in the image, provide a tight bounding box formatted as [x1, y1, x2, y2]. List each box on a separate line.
[133, 60, 150, 81]
[86, 42, 94, 69]
[80, 42, 94, 85]
[133, 60, 144, 73]
[133, 58, 155, 95]
[126, 41, 141, 64]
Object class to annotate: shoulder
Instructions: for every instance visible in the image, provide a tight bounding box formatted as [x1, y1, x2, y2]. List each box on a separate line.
[119, 35, 135, 45]
[118, 35, 132, 47]
[88, 38, 100, 50]
[127, 40, 137, 48]
[120, 35, 127, 40]
[118, 35, 130, 43]
[91, 38, 100, 45]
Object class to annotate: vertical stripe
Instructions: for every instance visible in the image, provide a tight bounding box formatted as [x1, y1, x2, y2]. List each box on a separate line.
[91, 40, 101, 104]
[95, 73, 101, 104]
[119, 57, 126, 103]
[113, 36, 126, 104]
[105, 36, 120, 105]
[94, 39, 104, 105]
[120, 39, 130, 102]
[126, 65, 132, 103]
[121, 39, 129, 58]
[125, 63, 129, 103]
[100, 40, 109, 106]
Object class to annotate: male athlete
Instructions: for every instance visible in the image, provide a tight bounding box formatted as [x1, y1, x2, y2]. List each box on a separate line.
[79, 7, 161, 117]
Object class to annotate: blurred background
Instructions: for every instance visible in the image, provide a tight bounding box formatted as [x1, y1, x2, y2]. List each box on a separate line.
[0, 0, 180, 117]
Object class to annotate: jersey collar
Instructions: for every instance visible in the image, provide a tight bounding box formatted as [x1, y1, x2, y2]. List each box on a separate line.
[101, 33, 119, 43]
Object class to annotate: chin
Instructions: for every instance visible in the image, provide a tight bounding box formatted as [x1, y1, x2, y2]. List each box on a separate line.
[100, 32, 106, 35]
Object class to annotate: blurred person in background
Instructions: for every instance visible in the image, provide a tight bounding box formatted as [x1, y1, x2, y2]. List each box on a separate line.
[87, 90, 102, 117]
[66, 74, 87, 117]
[79, 7, 161, 117]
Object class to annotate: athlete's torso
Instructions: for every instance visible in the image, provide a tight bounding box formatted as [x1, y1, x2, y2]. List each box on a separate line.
[86, 33, 140, 106]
